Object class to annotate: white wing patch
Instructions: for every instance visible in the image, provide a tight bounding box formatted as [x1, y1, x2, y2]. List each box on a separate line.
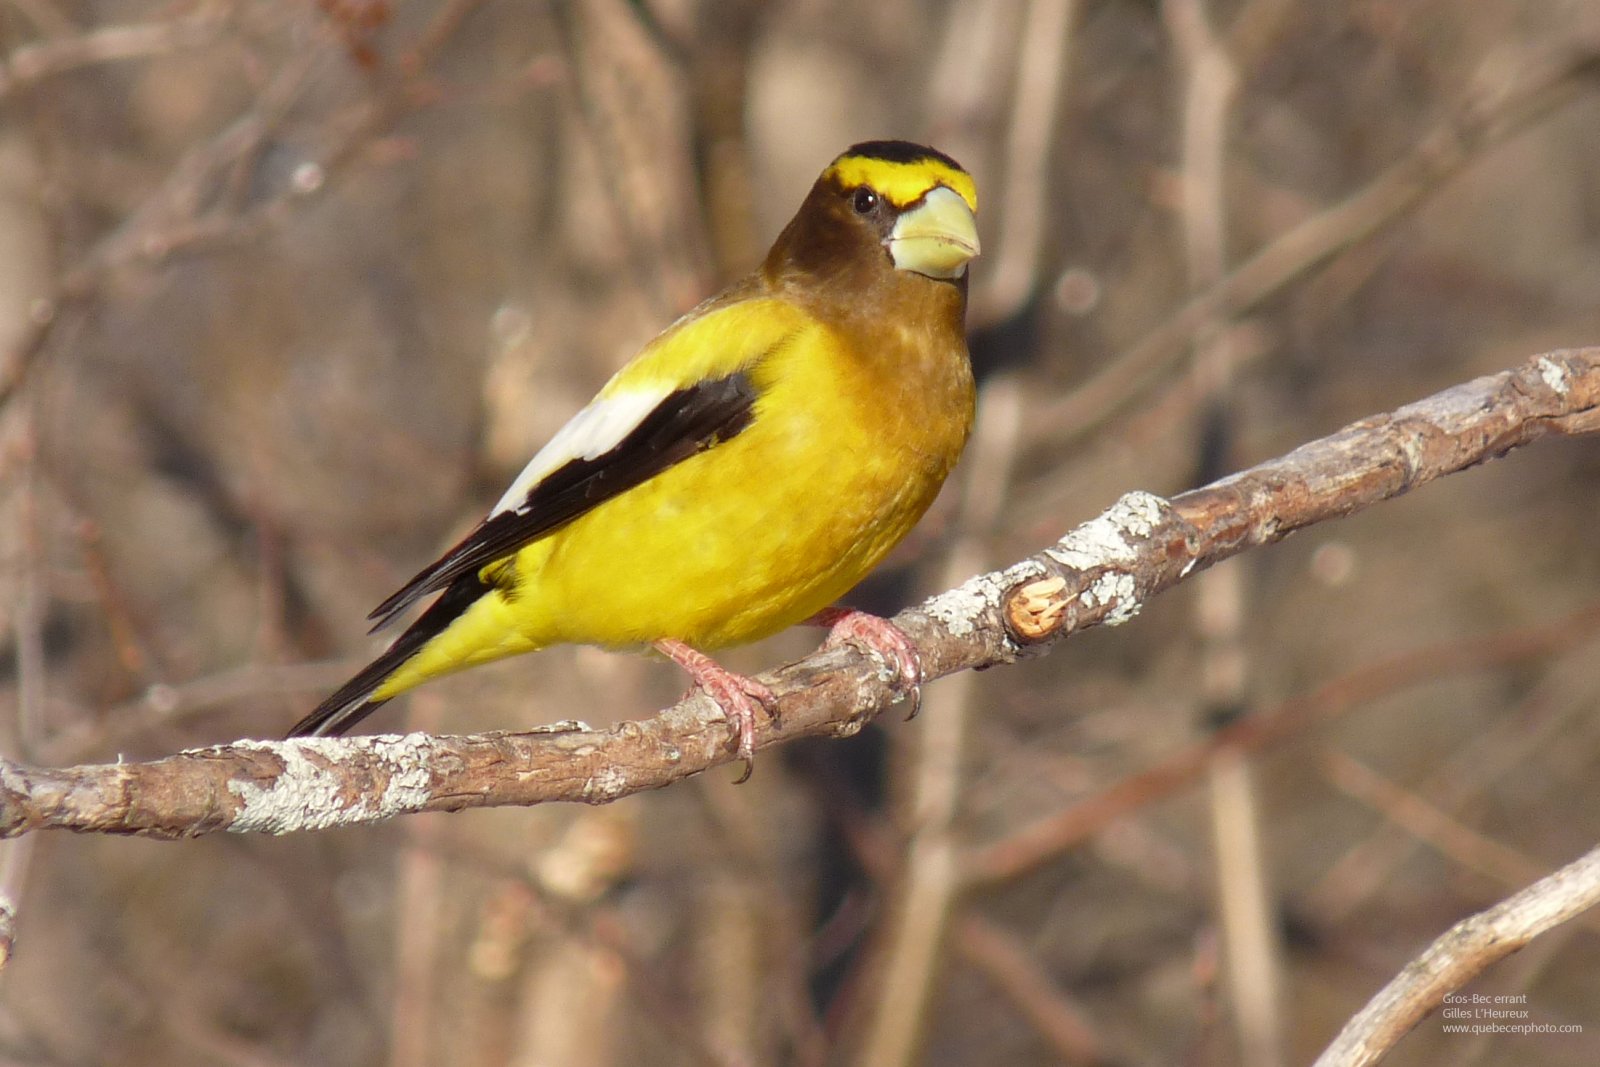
[490, 383, 675, 517]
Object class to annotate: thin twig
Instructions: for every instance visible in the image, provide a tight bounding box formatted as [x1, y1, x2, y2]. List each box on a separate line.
[795, 727, 1110, 1064]
[962, 602, 1600, 890]
[971, 0, 1079, 324]
[954, 915, 1105, 1065]
[0, 7, 232, 99]
[1311, 844, 1600, 1067]
[0, 2, 494, 411]
[0, 411, 43, 968]
[1031, 45, 1600, 448]
[1320, 751, 1558, 899]
[1163, 0, 1285, 1060]
[1303, 675, 1594, 924]
[847, 374, 1024, 1067]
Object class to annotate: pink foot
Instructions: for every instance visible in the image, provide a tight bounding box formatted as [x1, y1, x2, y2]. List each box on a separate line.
[809, 607, 923, 719]
[654, 640, 775, 782]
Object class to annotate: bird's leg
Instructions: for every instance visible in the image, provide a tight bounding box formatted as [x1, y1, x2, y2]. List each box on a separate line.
[653, 639, 775, 782]
[807, 607, 923, 719]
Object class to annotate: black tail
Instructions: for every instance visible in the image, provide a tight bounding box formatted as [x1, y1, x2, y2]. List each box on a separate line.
[288, 574, 488, 737]
[287, 657, 400, 738]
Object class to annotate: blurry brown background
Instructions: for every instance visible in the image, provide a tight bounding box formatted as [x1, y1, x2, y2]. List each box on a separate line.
[3, 1, 1600, 1065]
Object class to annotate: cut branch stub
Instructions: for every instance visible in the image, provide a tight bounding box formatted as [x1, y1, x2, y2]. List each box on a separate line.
[996, 491, 1188, 648]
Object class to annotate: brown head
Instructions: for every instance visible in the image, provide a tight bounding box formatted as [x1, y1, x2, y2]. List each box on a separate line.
[762, 141, 980, 330]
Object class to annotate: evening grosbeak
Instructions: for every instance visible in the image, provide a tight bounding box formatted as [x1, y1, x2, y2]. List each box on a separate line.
[291, 140, 981, 776]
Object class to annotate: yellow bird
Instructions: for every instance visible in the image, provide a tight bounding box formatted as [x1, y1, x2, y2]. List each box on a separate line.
[291, 140, 980, 771]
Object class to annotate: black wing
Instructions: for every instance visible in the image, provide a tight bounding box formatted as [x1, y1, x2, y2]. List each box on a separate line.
[366, 371, 759, 631]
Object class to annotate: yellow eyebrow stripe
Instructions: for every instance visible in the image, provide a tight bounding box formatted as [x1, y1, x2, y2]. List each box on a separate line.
[823, 156, 978, 213]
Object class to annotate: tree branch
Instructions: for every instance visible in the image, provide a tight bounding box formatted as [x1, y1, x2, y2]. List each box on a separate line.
[1311, 842, 1600, 1067]
[2, 348, 1598, 839]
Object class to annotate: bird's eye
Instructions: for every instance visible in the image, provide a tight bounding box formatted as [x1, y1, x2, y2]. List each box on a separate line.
[852, 187, 879, 214]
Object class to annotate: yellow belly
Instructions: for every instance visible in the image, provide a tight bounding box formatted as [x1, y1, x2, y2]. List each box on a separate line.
[525, 323, 972, 649]
[371, 312, 973, 703]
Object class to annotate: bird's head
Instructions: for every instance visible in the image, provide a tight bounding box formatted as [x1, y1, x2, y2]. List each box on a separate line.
[764, 141, 980, 295]
[822, 141, 980, 280]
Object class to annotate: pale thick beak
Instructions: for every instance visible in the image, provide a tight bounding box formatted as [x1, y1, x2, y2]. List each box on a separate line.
[886, 186, 981, 280]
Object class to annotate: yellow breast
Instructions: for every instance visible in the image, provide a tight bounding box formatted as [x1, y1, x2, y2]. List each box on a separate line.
[515, 295, 974, 651]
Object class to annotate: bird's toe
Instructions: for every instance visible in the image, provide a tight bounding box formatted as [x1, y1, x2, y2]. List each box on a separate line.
[819, 609, 923, 719]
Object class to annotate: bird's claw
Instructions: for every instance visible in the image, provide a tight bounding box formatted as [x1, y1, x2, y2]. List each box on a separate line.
[694, 669, 775, 783]
[654, 640, 776, 782]
[820, 609, 923, 719]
